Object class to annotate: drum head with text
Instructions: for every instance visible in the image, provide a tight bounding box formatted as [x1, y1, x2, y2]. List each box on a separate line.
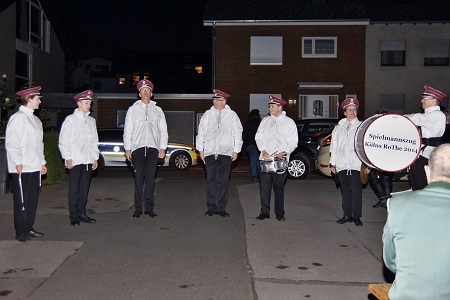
[354, 114, 421, 172]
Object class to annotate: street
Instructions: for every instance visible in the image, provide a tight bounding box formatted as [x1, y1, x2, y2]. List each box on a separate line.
[0, 161, 406, 299]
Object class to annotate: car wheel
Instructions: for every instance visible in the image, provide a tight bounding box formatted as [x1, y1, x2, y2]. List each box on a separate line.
[170, 150, 192, 170]
[287, 156, 310, 180]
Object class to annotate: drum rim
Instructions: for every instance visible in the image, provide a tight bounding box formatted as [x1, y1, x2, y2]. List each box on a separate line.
[355, 114, 422, 172]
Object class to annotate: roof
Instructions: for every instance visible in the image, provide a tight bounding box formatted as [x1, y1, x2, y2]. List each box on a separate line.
[204, 0, 450, 24]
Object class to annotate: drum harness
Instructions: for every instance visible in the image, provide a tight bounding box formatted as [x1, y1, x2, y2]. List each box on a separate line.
[419, 126, 443, 152]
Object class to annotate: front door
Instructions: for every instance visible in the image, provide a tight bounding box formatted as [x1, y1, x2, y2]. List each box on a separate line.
[302, 95, 330, 118]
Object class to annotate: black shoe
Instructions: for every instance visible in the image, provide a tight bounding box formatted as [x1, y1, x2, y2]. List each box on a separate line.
[354, 218, 363, 226]
[28, 229, 45, 237]
[15, 233, 30, 242]
[218, 211, 230, 217]
[133, 211, 143, 218]
[255, 214, 270, 220]
[276, 216, 286, 221]
[70, 218, 80, 226]
[336, 216, 354, 224]
[204, 210, 214, 216]
[80, 214, 96, 223]
[145, 211, 157, 218]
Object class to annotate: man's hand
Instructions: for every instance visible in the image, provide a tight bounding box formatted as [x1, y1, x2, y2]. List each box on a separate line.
[158, 149, 166, 159]
[93, 160, 98, 170]
[125, 150, 132, 161]
[66, 159, 73, 169]
[276, 151, 287, 159]
[330, 165, 336, 174]
[41, 165, 47, 175]
[200, 151, 205, 161]
[16, 164, 23, 177]
[261, 150, 270, 161]
[231, 152, 238, 161]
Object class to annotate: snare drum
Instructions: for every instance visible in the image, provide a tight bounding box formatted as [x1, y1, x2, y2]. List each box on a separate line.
[259, 157, 288, 174]
[354, 114, 421, 172]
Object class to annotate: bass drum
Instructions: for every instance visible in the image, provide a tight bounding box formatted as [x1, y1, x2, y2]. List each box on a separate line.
[354, 114, 421, 172]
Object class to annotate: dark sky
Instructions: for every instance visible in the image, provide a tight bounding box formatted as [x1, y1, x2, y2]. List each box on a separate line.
[51, 0, 211, 61]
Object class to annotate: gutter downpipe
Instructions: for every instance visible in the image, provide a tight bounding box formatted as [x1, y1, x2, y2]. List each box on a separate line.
[212, 21, 216, 89]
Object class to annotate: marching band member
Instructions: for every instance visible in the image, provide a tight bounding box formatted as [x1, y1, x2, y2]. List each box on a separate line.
[405, 85, 446, 190]
[254, 95, 297, 221]
[330, 98, 363, 226]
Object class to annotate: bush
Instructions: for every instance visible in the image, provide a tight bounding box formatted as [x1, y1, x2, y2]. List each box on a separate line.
[43, 130, 68, 186]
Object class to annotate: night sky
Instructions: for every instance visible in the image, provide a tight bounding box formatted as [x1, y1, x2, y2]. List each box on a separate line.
[52, 0, 211, 61]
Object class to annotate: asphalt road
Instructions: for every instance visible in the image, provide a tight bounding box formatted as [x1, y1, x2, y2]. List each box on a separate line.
[0, 161, 403, 299]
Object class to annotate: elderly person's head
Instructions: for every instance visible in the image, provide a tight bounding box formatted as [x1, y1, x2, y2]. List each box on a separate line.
[425, 144, 450, 183]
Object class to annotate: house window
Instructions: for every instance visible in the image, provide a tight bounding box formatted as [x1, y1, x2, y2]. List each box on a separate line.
[15, 50, 29, 91]
[299, 95, 338, 118]
[249, 94, 282, 117]
[16, 0, 50, 52]
[380, 94, 405, 114]
[85, 65, 91, 73]
[381, 40, 405, 66]
[250, 36, 283, 65]
[118, 77, 126, 85]
[302, 37, 337, 58]
[424, 39, 449, 66]
[133, 73, 140, 86]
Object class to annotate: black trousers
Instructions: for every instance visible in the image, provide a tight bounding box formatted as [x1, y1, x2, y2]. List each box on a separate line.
[68, 164, 93, 220]
[132, 147, 159, 213]
[409, 155, 428, 191]
[368, 169, 393, 200]
[11, 172, 40, 235]
[258, 167, 288, 218]
[337, 170, 362, 218]
[204, 155, 232, 213]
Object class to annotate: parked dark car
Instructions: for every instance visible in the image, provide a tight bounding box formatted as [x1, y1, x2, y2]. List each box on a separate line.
[287, 118, 338, 179]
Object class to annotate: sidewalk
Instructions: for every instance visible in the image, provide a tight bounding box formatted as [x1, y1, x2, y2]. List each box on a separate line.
[0, 168, 404, 299]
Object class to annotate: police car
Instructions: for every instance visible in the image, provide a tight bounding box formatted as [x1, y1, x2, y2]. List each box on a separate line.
[97, 129, 200, 170]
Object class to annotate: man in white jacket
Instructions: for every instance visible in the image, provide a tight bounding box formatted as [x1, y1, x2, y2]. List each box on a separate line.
[330, 98, 363, 226]
[254, 95, 298, 221]
[123, 80, 168, 218]
[59, 90, 99, 226]
[404, 85, 446, 191]
[196, 89, 243, 217]
[6, 86, 47, 242]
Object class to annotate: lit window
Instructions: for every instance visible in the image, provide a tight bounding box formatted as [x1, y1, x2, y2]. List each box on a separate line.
[133, 73, 140, 86]
[119, 77, 126, 85]
[195, 66, 203, 74]
[144, 73, 150, 80]
[250, 36, 283, 65]
[302, 37, 337, 58]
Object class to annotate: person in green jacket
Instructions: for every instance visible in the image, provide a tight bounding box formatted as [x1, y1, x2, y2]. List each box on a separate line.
[383, 143, 450, 299]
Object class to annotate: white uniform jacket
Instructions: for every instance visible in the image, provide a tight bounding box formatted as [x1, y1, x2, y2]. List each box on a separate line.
[329, 118, 362, 173]
[58, 109, 99, 166]
[123, 100, 169, 152]
[404, 106, 445, 159]
[196, 105, 243, 157]
[5, 106, 46, 173]
[255, 112, 298, 161]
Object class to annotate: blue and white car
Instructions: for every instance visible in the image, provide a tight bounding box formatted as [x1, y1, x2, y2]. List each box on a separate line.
[97, 129, 200, 170]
